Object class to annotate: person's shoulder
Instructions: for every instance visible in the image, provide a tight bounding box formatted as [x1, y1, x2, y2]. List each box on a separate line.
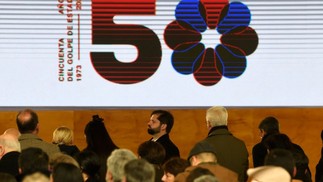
[157, 135, 179, 148]
[199, 163, 238, 181]
[156, 134, 171, 144]
[215, 164, 238, 175]
[174, 172, 187, 182]
[41, 140, 60, 153]
[292, 142, 304, 150]
[252, 142, 265, 151]
[174, 166, 193, 182]
[19, 133, 39, 140]
[59, 144, 80, 156]
[3, 151, 20, 158]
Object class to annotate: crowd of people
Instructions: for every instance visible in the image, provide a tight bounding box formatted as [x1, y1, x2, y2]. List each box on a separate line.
[0, 107, 321, 182]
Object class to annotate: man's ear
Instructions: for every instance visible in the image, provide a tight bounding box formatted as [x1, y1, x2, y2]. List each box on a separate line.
[49, 174, 54, 182]
[161, 123, 167, 131]
[106, 171, 113, 182]
[293, 166, 297, 177]
[34, 123, 40, 134]
[190, 155, 199, 166]
[206, 121, 212, 129]
[122, 176, 127, 182]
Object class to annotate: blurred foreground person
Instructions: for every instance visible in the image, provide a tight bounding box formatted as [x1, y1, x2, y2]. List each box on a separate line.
[161, 157, 189, 182]
[122, 159, 155, 182]
[0, 133, 21, 176]
[106, 149, 137, 182]
[175, 141, 238, 182]
[247, 166, 291, 182]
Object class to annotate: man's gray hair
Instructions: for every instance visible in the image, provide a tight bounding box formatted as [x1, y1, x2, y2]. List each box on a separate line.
[194, 175, 219, 182]
[206, 106, 228, 127]
[123, 159, 155, 182]
[107, 149, 137, 182]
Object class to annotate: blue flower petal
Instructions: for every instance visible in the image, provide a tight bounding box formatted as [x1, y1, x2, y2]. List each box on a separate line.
[176, 0, 207, 32]
[217, 2, 251, 34]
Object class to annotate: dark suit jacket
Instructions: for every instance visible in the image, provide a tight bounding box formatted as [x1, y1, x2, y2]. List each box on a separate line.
[316, 148, 323, 182]
[252, 134, 270, 167]
[0, 151, 20, 176]
[153, 134, 180, 162]
[202, 126, 249, 182]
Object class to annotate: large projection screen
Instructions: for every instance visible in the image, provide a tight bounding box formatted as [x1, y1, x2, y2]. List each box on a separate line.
[0, 0, 322, 107]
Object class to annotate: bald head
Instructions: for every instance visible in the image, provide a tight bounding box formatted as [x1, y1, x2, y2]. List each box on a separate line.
[3, 128, 21, 139]
[0, 133, 21, 158]
[16, 109, 39, 134]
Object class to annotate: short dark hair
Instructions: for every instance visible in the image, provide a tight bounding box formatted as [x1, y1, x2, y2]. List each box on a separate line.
[0, 172, 17, 182]
[162, 157, 189, 176]
[16, 109, 39, 133]
[321, 130, 323, 141]
[138, 141, 165, 165]
[258, 116, 279, 134]
[265, 149, 295, 178]
[186, 167, 214, 182]
[75, 150, 100, 181]
[151, 110, 174, 133]
[52, 163, 83, 182]
[19, 147, 49, 174]
[264, 133, 293, 151]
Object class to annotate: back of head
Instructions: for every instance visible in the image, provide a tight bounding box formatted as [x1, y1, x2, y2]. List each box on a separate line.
[123, 159, 155, 182]
[19, 147, 49, 174]
[193, 175, 219, 182]
[258, 116, 280, 134]
[137, 141, 165, 165]
[0, 133, 21, 153]
[186, 167, 215, 182]
[52, 126, 73, 145]
[84, 115, 118, 157]
[188, 141, 217, 165]
[247, 166, 291, 182]
[264, 133, 293, 151]
[49, 152, 80, 170]
[264, 149, 295, 178]
[151, 110, 174, 133]
[52, 163, 83, 182]
[16, 109, 39, 134]
[107, 149, 137, 182]
[0, 172, 17, 182]
[3, 128, 21, 139]
[75, 150, 101, 181]
[162, 157, 189, 176]
[206, 106, 228, 127]
[22, 172, 49, 182]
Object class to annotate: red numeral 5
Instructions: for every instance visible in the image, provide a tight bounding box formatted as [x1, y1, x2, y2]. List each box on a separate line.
[91, 0, 162, 84]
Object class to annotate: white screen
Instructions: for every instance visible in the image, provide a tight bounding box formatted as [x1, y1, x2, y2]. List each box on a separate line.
[0, 0, 322, 107]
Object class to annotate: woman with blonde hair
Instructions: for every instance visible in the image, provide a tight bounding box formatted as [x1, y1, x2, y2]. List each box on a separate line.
[52, 126, 80, 157]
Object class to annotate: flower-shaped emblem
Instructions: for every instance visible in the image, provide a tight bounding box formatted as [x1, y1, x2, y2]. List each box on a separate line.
[164, 0, 259, 86]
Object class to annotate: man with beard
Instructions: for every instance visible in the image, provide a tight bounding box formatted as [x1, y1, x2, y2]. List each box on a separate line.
[147, 110, 180, 163]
